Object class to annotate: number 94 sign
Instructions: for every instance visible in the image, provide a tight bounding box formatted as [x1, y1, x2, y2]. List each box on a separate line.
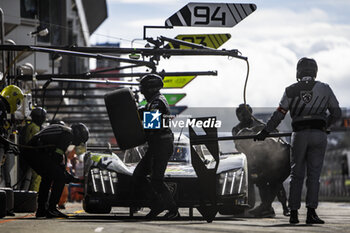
[165, 3, 257, 28]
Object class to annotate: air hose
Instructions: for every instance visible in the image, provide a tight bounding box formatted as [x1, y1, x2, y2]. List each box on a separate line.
[0, 134, 55, 150]
[242, 58, 263, 123]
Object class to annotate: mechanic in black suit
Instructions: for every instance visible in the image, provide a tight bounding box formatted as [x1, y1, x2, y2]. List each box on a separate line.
[133, 74, 178, 220]
[20, 123, 89, 218]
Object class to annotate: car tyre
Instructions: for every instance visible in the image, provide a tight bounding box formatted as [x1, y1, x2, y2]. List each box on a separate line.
[0, 190, 6, 218]
[83, 196, 111, 214]
[0, 188, 14, 216]
[104, 88, 145, 150]
[13, 190, 37, 213]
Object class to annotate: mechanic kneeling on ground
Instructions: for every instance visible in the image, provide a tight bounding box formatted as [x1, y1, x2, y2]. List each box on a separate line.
[233, 104, 290, 218]
[20, 123, 89, 218]
[255, 57, 341, 224]
[133, 74, 179, 220]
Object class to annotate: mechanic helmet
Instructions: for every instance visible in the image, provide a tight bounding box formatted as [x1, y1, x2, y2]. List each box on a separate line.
[236, 104, 252, 123]
[139, 73, 163, 95]
[71, 123, 89, 146]
[30, 107, 47, 126]
[296, 57, 318, 81]
[0, 85, 24, 114]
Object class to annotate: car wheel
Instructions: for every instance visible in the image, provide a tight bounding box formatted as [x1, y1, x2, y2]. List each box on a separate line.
[13, 190, 37, 213]
[0, 190, 6, 218]
[83, 196, 111, 214]
[104, 88, 145, 150]
[0, 188, 14, 215]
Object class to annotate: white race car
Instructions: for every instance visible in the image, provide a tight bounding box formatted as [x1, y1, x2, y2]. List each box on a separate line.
[83, 133, 249, 221]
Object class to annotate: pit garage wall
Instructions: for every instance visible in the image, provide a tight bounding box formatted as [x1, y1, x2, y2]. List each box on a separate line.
[319, 148, 350, 201]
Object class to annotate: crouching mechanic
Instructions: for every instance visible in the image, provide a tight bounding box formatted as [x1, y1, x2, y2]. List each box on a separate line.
[255, 57, 341, 224]
[20, 123, 89, 218]
[133, 74, 178, 219]
[233, 104, 290, 217]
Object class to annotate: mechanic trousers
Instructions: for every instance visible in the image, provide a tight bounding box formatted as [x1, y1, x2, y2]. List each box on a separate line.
[276, 185, 288, 209]
[257, 181, 287, 208]
[289, 129, 327, 210]
[20, 149, 66, 210]
[133, 137, 176, 210]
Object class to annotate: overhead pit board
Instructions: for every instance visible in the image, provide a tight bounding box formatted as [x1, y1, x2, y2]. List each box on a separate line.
[140, 93, 186, 106]
[163, 75, 196, 88]
[165, 3, 256, 27]
[166, 34, 231, 49]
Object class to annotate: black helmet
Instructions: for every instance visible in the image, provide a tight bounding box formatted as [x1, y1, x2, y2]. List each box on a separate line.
[236, 104, 252, 123]
[296, 57, 318, 80]
[30, 107, 47, 126]
[139, 74, 163, 95]
[236, 104, 252, 115]
[71, 123, 89, 146]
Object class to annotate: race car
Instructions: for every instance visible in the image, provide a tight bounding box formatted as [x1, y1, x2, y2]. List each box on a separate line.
[82, 133, 249, 220]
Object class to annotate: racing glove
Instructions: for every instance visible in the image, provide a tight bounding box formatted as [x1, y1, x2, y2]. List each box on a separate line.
[64, 170, 83, 184]
[254, 128, 269, 141]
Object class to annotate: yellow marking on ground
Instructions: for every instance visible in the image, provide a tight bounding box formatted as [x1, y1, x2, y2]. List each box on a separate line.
[74, 210, 85, 214]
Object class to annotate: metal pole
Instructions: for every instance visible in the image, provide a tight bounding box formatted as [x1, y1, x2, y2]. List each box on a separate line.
[34, 15, 38, 79]
[52, 56, 54, 74]
[0, 8, 5, 87]
[190, 132, 293, 144]
[5, 39, 16, 84]
[12, 70, 217, 81]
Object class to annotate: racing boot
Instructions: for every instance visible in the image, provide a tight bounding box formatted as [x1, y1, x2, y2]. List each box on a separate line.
[163, 206, 180, 220]
[306, 207, 324, 224]
[46, 207, 68, 218]
[248, 204, 275, 218]
[289, 210, 299, 224]
[145, 207, 165, 220]
[145, 198, 166, 220]
[35, 204, 47, 218]
[283, 206, 291, 216]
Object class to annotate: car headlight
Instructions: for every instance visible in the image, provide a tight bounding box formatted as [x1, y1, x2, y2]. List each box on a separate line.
[90, 168, 118, 194]
[218, 168, 246, 196]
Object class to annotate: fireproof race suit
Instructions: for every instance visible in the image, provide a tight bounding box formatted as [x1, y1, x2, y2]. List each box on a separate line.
[20, 124, 74, 211]
[133, 92, 176, 214]
[265, 77, 341, 210]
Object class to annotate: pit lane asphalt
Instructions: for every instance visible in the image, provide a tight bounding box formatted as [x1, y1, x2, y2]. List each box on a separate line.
[1, 202, 349, 233]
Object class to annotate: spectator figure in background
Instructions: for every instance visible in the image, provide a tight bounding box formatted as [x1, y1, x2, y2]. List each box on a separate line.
[255, 57, 341, 224]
